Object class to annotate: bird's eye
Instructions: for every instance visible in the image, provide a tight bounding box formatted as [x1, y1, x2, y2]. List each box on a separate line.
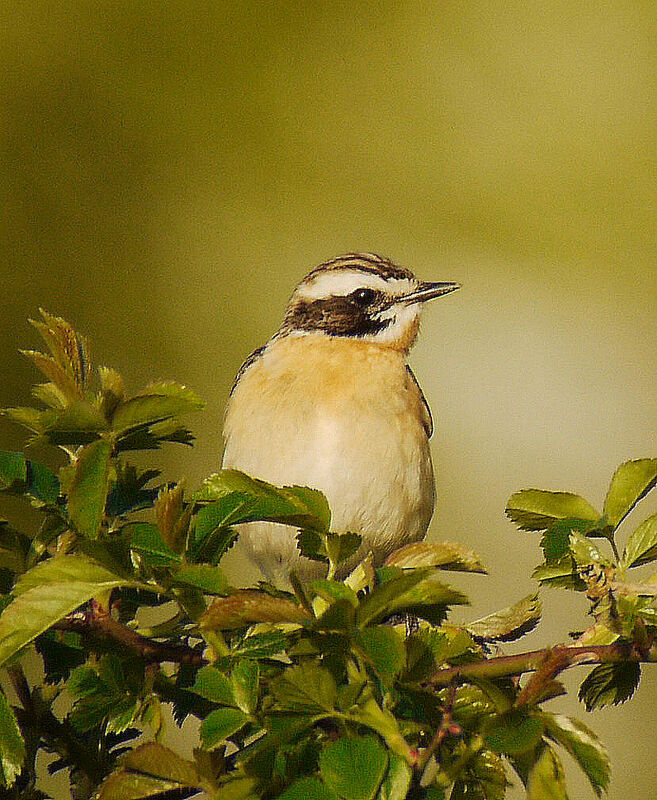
[349, 288, 377, 306]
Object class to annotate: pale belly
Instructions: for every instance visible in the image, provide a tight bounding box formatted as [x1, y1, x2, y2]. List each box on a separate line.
[222, 337, 435, 586]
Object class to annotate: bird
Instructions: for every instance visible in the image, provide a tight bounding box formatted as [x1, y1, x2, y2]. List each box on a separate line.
[221, 253, 459, 588]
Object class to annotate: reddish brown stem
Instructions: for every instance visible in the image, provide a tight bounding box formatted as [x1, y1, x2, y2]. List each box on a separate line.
[54, 611, 205, 666]
[427, 640, 657, 688]
[416, 682, 461, 773]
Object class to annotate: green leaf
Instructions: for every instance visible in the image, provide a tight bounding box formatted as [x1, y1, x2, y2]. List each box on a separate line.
[35, 630, 86, 683]
[201, 590, 310, 630]
[378, 752, 412, 800]
[326, 531, 363, 566]
[0, 450, 59, 504]
[355, 570, 468, 628]
[195, 492, 251, 529]
[506, 489, 600, 531]
[14, 553, 132, 596]
[212, 776, 260, 800]
[446, 685, 496, 725]
[43, 400, 108, 444]
[93, 771, 182, 799]
[271, 662, 337, 713]
[541, 713, 610, 797]
[0, 451, 25, 489]
[75, 538, 135, 581]
[68, 654, 143, 733]
[574, 622, 619, 646]
[313, 598, 356, 632]
[296, 529, 329, 562]
[32, 380, 68, 409]
[532, 558, 586, 591]
[123, 743, 202, 786]
[616, 594, 641, 638]
[190, 506, 239, 564]
[191, 665, 237, 706]
[243, 713, 320, 777]
[232, 659, 259, 714]
[462, 749, 508, 800]
[484, 710, 544, 755]
[125, 522, 182, 566]
[403, 628, 475, 682]
[319, 735, 388, 800]
[111, 382, 204, 434]
[196, 470, 330, 532]
[526, 745, 568, 800]
[384, 541, 487, 573]
[277, 777, 339, 800]
[466, 594, 541, 642]
[568, 531, 610, 570]
[310, 579, 359, 607]
[24, 514, 68, 572]
[20, 349, 82, 405]
[30, 309, 90, 388]
[0, 555, 136, 668]
[356, 626, 406, 687]
[288, 486, 332, 533]
[336, 682, 365, 712]
[94, 743, 206, 799]
[172, 563, 228, 594]
[134, 381, 203, 403]
[191, 495, 252, 559]
[201, 707, 249, 749]
[0, 523, 29, 574]
[541, 518, 603, 564]
[27, 459, 60, 504]
[113, 419, 196, 452]
[604, 458, 657, 529]
[622, 513, 657, 568]
[578, 662, 641, 711]
[2, 407, 51, 435]
[196, 470, 258, 501]
[345, 554, 376, 593]
[0, 690, 25, 787]
[106, 464, 160, 516]
[341, 687, 413, 757]
[98, 366, 126, 419]
[68, 438, 112, 537]
[231, 630, 287, 659]
[348, 701, 413, 763]
[144, 696, 173, 740]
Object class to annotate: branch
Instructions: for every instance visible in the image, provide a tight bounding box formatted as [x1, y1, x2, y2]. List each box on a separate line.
[54, 609, 206, 667]
[427, 640, 657, 688]
[7, 664, 107, 788]
[416, 682, 461, 773]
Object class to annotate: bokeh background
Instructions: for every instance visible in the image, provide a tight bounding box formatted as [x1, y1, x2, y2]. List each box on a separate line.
[1, 1, 656, 797]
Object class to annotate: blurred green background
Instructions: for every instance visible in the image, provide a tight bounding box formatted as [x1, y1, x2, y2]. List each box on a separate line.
[1, 1, 656, 797]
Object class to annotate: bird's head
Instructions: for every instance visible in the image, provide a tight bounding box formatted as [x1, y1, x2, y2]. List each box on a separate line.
[279, 253, 459, 352]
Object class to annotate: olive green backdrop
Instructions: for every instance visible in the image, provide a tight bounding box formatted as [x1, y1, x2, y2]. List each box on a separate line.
[1, 2, 656, 797]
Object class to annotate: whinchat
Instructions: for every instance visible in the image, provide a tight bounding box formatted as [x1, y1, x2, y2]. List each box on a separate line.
[222, 253, 459, 587]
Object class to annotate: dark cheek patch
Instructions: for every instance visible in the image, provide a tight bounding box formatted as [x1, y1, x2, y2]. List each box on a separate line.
[284, 298, 392, 337]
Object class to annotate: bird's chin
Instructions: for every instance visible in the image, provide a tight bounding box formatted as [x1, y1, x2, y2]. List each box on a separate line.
[361, 307, 421, 352]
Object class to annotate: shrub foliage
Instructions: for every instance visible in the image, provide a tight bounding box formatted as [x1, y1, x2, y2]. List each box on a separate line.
[0, 312, 655, 799]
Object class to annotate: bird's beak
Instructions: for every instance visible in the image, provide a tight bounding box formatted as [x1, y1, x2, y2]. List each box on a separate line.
[402, 281, 461, 305]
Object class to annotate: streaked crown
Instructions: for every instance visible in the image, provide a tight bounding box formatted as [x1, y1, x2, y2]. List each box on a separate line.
[279, 253, 458, 352]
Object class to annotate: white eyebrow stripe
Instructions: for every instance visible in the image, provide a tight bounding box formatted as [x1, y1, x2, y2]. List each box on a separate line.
[295, 270, 415, 301]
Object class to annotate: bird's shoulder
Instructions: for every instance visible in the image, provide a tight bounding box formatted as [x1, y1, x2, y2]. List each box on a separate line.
[406, 365, 433, 438]
[229, 344, 267, 396]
